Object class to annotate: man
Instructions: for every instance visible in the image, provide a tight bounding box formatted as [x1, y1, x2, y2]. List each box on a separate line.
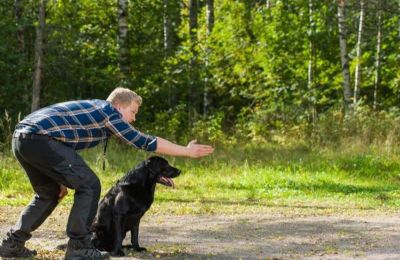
[0, 87, 214, 259]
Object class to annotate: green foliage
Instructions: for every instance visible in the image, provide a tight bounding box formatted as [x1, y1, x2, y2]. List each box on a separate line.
[0, 0, 399, 152]
[1, 142, 399, 213]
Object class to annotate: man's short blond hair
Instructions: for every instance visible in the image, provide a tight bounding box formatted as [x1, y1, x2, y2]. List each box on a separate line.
[106, 87, 142, 107]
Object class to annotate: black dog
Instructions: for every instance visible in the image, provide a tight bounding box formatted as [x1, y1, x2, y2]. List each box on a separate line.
[91, 156, 180, 256]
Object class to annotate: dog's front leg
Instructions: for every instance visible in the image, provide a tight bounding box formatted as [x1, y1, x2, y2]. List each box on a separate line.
[111, 213, 126, 256]
[131, 218, 146, 252]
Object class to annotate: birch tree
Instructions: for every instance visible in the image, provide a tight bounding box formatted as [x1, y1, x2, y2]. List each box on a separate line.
[206, 0, 214, 36]
[307, 0, 316, 124]
[15, 0, 24, 52]
[373, 1, 383, 110]
[118, 0, 129, 81]
[398, 0, 400, 39]
[163, 0, 172, 56]
[353, 0, 365, 108]
[189, 0, 198, 125]
[31, 0, 45, 112]
[203, 0, 214, 116]
[337, 0, 352, 113]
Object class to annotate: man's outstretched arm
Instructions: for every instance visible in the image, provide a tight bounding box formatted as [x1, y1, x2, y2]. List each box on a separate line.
[155, 137, 214, 158]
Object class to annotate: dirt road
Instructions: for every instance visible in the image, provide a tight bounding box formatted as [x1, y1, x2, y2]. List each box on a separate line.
[0, 206, 399, 259]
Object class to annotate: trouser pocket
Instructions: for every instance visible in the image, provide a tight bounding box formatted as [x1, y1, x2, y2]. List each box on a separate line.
[53, 162, 89, 189]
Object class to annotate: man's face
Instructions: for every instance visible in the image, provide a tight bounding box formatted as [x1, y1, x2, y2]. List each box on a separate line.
[116, 101, 139, 123]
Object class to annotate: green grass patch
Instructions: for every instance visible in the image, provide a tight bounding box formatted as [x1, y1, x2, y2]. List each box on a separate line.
[1, 141, 399, 214]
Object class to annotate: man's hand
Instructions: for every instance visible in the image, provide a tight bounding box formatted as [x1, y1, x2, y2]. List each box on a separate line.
[186, 140, 214, 158]
[58, 185, 68, 202]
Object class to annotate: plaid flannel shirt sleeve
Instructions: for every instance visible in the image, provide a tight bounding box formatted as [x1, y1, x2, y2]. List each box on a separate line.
[105, 113, 157, 151]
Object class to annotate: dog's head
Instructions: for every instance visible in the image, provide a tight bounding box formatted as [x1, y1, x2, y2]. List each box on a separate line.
[144, 156, 181, 187]
[120, 156, 181, 188]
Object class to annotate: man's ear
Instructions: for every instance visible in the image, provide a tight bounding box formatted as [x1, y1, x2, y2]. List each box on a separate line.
[115, 104, 122, 113]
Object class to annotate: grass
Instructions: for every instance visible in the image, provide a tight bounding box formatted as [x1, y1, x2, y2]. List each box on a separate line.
[0, 141, 399, 215]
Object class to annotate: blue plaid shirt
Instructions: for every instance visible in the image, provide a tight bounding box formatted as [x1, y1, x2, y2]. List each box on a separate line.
[15, 99, 157, 151]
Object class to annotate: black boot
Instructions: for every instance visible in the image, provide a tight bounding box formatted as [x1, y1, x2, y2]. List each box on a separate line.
[65, 238, 110, 260]
[0, 237, 37, 258]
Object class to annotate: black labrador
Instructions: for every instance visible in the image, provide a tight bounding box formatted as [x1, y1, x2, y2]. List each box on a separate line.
[91, 156, 181, 256]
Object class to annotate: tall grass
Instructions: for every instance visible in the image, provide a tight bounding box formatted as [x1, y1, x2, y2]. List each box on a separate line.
[1, 140, 399, 214]
[1, 107, 400, 214]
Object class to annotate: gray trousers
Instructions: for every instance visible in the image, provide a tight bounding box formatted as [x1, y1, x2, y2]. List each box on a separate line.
[9, 132, 101, 242]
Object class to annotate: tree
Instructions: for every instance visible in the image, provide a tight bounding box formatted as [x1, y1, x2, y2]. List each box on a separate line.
[163, 0, 172, 56]
[118, 0, 130, 82]
[307, 0, 316, 124]
[31, 0, 45, 112]
[203, 0, 214, 116]
[337, 0, 352, 113]
[244, 0, 256, 43]
[15, 0, 24, 52]
[188, 0, 199, 125]
[353, 0, 365, 108]
[373, 0, 383, 109]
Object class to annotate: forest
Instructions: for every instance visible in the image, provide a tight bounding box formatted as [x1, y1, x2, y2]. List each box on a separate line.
[1, 1, 400, 259]
[0, 0, 399, 146]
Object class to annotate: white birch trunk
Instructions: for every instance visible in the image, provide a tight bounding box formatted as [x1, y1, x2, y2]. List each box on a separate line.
[118, 0, 129, 80]
[353, 0, 365, 108]
[337, 0, 352, 113]
[373, 4, 383, 110]
[163, 0, 171, 56]
[307, 0, 316, 125]
[31, 0, 45, 112]
[203, 0, 214, 116]
[189, 0, 198, 125]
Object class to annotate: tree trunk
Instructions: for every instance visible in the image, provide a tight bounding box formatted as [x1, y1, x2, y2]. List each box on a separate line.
[307, 0, 316, 125]
[206, 0, 214, 34]
[244, 0, 256, 42]
[163, 0, 172, 56]
[118, 0, 130, 81]
[398, 0, 400, 39]
[31, 0, 45, 112]
[15, 0, 24, 52]
[353, 0, 365, 108]
[373, 2, 383, 110]
[203, 0, 214, 116]
[337, 0, 352, 113]
[189, 0, 198, 46]
[188, 0, 198, 126]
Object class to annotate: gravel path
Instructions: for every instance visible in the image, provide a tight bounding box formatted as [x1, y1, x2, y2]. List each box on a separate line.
[0, 206, 399, 259]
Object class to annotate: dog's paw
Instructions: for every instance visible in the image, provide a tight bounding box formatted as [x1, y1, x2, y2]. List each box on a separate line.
[111, 249, 125, 256]
[128, 245, 147, 252]
[131, 245, 147, 252]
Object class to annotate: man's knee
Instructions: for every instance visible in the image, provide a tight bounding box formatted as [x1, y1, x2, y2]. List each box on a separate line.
[77, 174, 101, 197]
[90, 176, 101, 199]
